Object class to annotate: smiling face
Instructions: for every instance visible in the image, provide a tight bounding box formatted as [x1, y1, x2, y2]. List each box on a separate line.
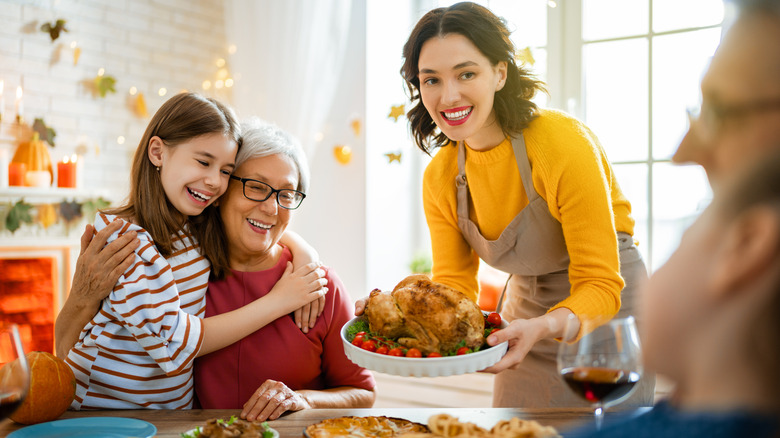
[151, 132, 237, 220]
[220, 153, 299, 270]
[417, 33, 507, 151]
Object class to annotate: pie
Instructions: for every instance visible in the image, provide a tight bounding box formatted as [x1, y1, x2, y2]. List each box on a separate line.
[304, 416, 429, 437]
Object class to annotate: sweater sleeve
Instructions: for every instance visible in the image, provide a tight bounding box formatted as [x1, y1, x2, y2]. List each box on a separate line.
[422, 149, 481, 302]
[104, 219, 204, 376]
[528, 112, 624, 320]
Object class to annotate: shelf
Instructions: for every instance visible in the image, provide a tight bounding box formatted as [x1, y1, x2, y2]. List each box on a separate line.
[0, 186, 109, 202]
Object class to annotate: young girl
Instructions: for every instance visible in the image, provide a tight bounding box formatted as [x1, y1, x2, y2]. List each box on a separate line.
[397, 2, 652, 407]
[65, 93, 326, 410]
[566, 150, 780, 437]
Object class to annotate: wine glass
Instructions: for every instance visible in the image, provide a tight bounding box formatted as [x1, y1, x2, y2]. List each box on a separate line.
[0, 324, 29, 421]
[557, 316, 643, 430]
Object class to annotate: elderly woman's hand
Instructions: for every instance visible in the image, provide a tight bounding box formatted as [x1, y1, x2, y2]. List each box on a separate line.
[241, 379, 311, 421]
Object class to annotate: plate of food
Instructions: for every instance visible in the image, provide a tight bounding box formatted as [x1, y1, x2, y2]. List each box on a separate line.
[341, 274, 508, 377]
[181, 416, 278, 438]
[304, 415, 429, 437]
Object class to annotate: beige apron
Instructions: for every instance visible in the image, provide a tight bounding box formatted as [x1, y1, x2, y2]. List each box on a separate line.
[455, 135, 655, 408]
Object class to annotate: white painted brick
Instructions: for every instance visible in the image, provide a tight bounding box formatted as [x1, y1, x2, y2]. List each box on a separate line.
[0, 34, 22, 56]
[0, 2, 21, 20]
[105, 10, 151, 32]
[2, 0, 229, 198]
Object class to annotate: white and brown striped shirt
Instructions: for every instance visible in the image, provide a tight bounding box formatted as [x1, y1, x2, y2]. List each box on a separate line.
[67, 213, 209, 410]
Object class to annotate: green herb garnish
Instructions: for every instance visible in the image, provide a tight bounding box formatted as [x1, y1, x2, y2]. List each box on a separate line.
[346, 319, 370, 342]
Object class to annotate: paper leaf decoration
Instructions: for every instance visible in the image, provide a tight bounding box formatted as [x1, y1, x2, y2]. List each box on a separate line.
[94, 74, 117, 98]
[385, 152, 402, 164]
[73, 46, 81, 65]
[5, 200, 34, 233]
[516, 47, 535, 66]
[40, 19, 68, 42]
[333, 145, 352, 165]
[36, 204, 57, 229]
[388, 104, 405, 122]
[350, 118, 362, 138]
[135, 92, 149, 118]
[58, 200, 83, 223]
[32, 118, 57, 146]
[81, 197, 111, 222]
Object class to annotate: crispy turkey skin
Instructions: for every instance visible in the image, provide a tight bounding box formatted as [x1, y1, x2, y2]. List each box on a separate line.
[364, 274, 485, 355]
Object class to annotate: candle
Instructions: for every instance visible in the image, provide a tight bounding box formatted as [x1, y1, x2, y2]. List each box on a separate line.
[15, 86, 22, 123]
[57, 155, 77, 188]
[25, 170, 51, 187]
[8, 162, 25, 186]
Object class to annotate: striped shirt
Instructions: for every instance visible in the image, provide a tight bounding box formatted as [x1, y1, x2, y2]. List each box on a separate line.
[66, 213, 209, 410]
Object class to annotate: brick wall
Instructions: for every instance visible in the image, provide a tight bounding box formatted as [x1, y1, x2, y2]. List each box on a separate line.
[0, 0, 230, 202]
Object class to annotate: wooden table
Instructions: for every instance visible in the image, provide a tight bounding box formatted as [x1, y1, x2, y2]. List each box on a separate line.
[0, 406, 644, 437]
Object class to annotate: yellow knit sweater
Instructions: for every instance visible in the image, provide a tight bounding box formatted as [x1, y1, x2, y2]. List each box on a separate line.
[422, 109, 634, 320]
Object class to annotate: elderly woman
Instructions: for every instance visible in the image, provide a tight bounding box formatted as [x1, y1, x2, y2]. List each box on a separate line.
[194, 118, 375, 419]
[55, 118, 375, 420]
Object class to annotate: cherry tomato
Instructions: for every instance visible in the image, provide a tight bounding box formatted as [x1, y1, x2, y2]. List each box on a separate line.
[361, 340, 377, 352]
[356, 331, 367, 337]
[486, 312, 502, 327]
[488, 328, 500, 336]
[376, 346, 389, 355]
[406, 348, 422, 358]
[427, 352, 442, 358]
[456, 346, 471, 355]
[388, 348, 404, 357]
[351, 336, 364, 348]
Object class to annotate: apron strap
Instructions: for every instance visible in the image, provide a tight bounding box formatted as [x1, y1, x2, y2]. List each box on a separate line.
[511, 134, 539, 202]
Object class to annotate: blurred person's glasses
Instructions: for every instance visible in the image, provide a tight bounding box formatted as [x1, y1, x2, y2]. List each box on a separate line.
[687, 98, 780, 142]
[229, 175, 306, 210]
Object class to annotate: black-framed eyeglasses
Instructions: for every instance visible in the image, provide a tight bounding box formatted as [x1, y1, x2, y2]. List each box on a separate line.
[687, 98, 780, 141]
[229, 175, 306, 210]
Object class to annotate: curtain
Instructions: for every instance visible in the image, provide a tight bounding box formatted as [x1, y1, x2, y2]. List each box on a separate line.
[225, 0, 353, 159]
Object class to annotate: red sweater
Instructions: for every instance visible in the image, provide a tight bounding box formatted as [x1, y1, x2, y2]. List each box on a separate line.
[193, 247, 375, 408]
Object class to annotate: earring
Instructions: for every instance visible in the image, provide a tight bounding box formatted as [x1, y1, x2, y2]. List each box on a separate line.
[156, 166, 160, 172]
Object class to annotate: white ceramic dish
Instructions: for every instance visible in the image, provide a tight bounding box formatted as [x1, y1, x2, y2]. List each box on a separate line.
[340, 314, 508, 377]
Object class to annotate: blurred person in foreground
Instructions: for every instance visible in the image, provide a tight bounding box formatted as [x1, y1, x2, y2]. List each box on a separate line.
[566, 0, 780, 436]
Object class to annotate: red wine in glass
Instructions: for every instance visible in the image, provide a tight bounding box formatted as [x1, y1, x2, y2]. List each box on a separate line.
[561, 366, 640, 404]
[557, 316, 643, 430]
[0, 325, 29, 421]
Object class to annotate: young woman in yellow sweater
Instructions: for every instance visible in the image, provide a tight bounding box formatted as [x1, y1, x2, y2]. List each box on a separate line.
[400, 2, 654, 407]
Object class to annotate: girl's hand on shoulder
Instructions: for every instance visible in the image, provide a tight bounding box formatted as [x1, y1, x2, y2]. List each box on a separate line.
[241, 379, 311, 421]
[271, 261, 328, 313]
[292, 262, 327, 333]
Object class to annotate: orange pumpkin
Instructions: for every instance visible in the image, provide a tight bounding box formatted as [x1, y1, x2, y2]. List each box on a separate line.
[11, 132, 53, 185]
[0, 351, 76, 425]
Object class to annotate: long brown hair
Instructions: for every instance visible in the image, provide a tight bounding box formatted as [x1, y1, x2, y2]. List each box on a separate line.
[105, 92, 240, 261]
[401, 1, 546, 154]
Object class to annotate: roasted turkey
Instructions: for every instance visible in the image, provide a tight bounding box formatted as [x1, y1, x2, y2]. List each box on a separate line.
[364, 274, 485, 355]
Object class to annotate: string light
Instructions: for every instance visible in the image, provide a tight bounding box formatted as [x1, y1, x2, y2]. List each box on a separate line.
[117, 136, 125, 145]
[158, 88, 167, 96]
[129, 86, 137, 95]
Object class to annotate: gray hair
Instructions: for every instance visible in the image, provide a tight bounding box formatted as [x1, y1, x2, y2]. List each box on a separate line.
[235, 118, 310, 194]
